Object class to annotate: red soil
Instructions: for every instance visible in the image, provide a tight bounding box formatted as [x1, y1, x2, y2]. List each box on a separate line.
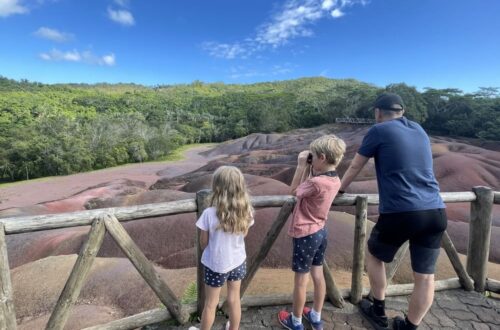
[1, 127, 499, 328]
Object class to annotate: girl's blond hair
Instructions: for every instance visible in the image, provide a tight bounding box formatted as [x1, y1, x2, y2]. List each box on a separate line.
[211, 166, 253, 234]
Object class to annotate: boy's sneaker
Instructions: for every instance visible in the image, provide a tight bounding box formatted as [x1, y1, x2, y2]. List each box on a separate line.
[277, 311, 304, 330]
[359, 299, 389, 329]
[302, 307, 323, 330]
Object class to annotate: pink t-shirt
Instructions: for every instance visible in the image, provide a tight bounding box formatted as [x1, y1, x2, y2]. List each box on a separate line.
[288, 175, 341, 238]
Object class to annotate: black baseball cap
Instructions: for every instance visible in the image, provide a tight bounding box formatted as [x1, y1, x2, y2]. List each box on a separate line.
[371, 93, 405, 111]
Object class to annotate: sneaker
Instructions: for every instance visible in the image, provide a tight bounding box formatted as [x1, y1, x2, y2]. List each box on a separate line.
[188, 327, 199, 330]
[392, 316, 406, 330]
[302, 307, 323, 330]
[277, 311, 304, 330]
[359, 299, 388, 329]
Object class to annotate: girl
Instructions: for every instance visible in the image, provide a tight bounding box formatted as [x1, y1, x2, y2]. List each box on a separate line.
[194, 166, 254, 330]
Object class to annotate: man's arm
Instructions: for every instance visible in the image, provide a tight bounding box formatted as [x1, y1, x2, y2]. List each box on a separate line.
[290, 150, 311, 196]
[339, 153, 370, 192]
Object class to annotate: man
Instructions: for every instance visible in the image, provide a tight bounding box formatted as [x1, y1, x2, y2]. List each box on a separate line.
[339, 93, 447, 330]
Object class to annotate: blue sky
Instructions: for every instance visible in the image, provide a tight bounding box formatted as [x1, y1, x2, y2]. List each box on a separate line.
[1, 0, 499, 92]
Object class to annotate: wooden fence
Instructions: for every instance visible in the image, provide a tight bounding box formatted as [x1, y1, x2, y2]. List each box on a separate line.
[335, 118, 376, 125]
[0, 187, 498, 329]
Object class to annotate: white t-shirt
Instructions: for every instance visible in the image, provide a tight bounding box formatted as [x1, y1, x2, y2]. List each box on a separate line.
[196, 207, 253, 273]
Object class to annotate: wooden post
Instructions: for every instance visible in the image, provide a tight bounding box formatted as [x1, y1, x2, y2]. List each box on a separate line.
[466, 186, 493, 292]
[239, 198, 295, 298]
[195, 189, 212, 316]
[385, 242, 409, 284]
[351, 196, 367, 304]
[220, 198, 295, 313]
[82, 304, 197, 330]
[323, 260, 345, 308]
[0, 223, 17, 330]
[441, 231, 474, 291]
[103, 215, 189, 324]
[486, 278, 500, 294]
[46, 216, 106, 330]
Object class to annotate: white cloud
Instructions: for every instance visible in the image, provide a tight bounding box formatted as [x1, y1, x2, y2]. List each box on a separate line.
[108, 7, 135, 26]
[0, 0, 28, 17]
[203, 0, 368, 59]
[101, 53, 116, 66]
[34, 27, 73, 42]
[322, 0, 336, 11]
[39, 49, 116, 66]
[202, 42, 249, 60]
[331, 8, 345, 18]
[256, 0, 323, 47]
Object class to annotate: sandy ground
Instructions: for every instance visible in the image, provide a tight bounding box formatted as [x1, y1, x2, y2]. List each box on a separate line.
[0, 145, 221, 211]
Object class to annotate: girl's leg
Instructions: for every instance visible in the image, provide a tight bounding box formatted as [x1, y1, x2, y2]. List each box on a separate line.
[310, 265, 326, 313]
[226, 280, 242, 330]
[292, 272, 309, 318]
[200, 284, 222, 330]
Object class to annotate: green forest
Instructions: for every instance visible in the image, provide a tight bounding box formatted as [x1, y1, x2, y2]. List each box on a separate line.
[1, 76, 499, 181]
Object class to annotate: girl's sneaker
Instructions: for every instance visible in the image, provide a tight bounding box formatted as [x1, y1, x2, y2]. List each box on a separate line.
[302, 307, 323, 330]
[277, 311, 304, 330]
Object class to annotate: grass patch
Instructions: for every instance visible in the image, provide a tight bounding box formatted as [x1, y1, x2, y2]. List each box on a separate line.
[0, 143, 217, 188]
[158, 143, 217, 162]
[181, 281, 198, 304]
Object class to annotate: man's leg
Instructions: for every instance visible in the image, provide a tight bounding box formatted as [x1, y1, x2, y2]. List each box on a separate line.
[407, 272, 434, 325]
[366, 250, 387, 300]
[293, 272, 310, 319]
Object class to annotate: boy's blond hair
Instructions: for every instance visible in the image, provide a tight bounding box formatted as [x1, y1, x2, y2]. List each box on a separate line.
[309, 135, 346, 167]
[211, 166, 253, 235]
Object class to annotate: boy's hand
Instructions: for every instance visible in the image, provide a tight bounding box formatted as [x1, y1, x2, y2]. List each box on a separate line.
[297, 150, 310, 167]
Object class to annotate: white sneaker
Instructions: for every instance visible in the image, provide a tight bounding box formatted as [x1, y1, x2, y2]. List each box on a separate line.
[188, 327, 199, 330]
[225, 321, 230, 330]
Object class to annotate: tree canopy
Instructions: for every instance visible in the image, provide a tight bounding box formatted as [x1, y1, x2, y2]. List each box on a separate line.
[0, 75, 498, 181]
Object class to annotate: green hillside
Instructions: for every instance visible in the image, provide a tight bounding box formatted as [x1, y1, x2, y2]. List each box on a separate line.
[1, 76, 499, 181]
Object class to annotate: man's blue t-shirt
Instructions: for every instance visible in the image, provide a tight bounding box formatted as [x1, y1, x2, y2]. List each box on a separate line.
[358, 116, 445, 213]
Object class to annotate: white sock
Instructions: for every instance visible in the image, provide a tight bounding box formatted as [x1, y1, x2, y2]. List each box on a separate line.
[310, 308, 321, 323]
[292, 313, 302, 326]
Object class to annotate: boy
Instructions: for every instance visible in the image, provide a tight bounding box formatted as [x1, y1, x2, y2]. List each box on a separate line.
[278, 135, 346, 330]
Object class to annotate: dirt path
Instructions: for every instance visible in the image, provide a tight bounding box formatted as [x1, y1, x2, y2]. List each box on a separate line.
[0, 145, 220, 211]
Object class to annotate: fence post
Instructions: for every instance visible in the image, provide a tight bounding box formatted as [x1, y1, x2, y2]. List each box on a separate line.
[46, 216, 106, 330]
[351, 195, 368, 304]
[196, 189, 213, 316]
[0, 223, 17, 330]
[467, 186, 493, 292]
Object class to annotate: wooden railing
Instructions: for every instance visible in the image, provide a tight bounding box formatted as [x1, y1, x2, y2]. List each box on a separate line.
[0, 187, 498, 329]
[335, 117, 376, 125]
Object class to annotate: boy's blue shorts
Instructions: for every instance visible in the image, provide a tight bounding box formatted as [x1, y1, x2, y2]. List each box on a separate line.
[292, 228, 327, 273]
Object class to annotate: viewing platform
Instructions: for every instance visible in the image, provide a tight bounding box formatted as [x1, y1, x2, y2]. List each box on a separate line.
[173, 288, 499, 329]
[0, 188, 499, 329]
